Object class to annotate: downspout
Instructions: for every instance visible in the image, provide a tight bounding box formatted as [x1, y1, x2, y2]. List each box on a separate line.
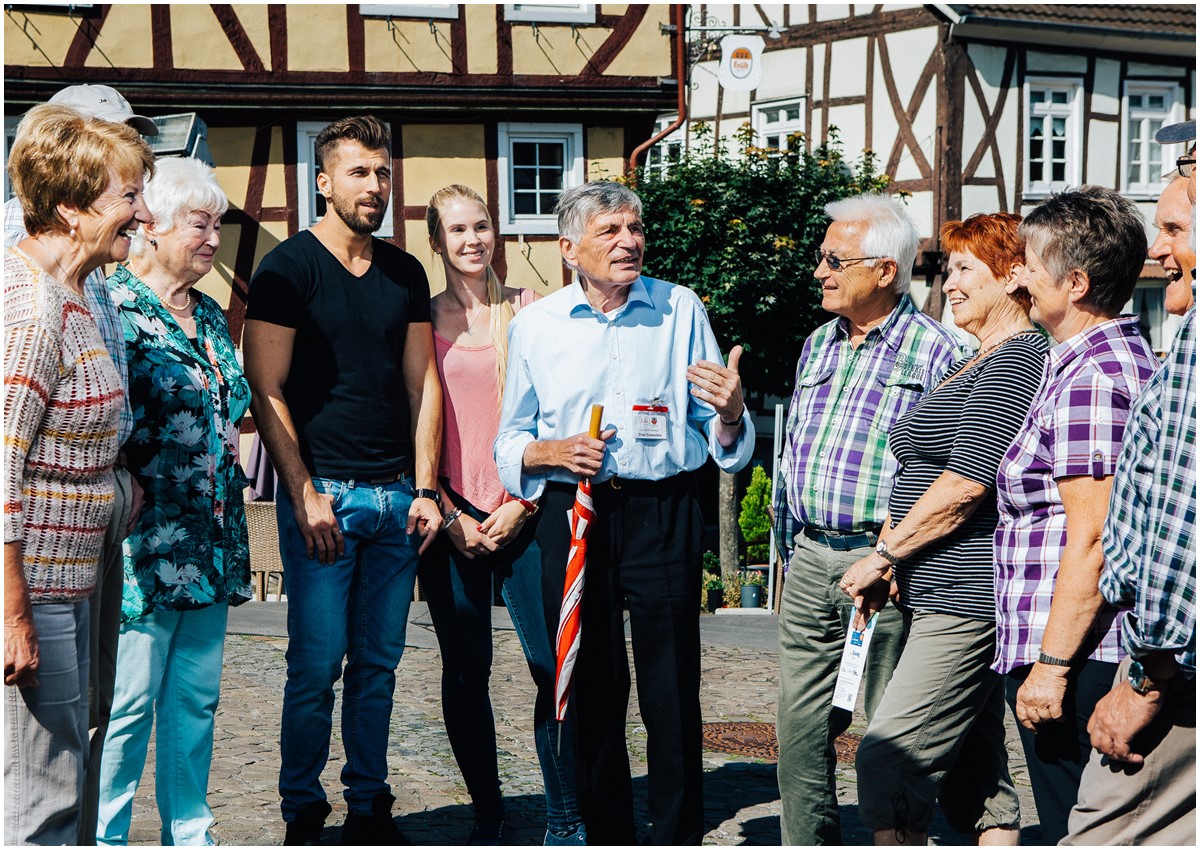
[626, 3, 687, 180]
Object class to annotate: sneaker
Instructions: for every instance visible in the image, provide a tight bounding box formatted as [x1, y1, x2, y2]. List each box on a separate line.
[467, 816, 505, 846]
[341, 793, 410, 846]
[284, 801, 333, 846]
[544, 823, 587, 846]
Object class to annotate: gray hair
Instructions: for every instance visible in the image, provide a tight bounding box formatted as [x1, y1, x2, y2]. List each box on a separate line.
[130, 157, 228, 257]
[823, 193, 919, 294]
[555, 181, 643, 244]
[1019, 185, 1147, 315]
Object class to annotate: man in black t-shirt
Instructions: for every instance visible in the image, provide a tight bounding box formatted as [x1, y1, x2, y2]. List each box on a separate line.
[243, 116, 442, 845]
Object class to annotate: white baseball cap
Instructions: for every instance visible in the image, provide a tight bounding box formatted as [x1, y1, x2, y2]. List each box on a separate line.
[47, 84, 158, 136]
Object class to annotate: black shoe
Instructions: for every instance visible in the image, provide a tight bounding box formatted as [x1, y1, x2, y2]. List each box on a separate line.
[284, 801, 333, 846]
[467, 816, 505, 846]
[341, 793, 410, 846]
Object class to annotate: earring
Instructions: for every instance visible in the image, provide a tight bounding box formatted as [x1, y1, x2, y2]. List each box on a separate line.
[69, 227, 76, 238]
[149, 239, 158, 249]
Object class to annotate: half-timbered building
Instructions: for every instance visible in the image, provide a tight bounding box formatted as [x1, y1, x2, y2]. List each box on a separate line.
[4, 2, 678, 342]
[668, 3, 1196, 351]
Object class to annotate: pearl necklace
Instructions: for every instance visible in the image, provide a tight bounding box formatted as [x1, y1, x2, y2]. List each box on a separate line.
[151, 285, 193, 314]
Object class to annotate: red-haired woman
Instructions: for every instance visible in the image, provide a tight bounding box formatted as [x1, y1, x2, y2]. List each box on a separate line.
[839, 213, 1047, 845]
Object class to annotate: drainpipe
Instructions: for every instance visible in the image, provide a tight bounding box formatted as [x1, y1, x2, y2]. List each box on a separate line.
[626, 3, 687, 180]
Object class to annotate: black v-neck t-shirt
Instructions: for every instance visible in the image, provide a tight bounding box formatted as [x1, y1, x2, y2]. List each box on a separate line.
[246, 230, 432, 480]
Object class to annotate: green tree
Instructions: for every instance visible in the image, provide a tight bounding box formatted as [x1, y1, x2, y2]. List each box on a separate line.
[738, 465, 773, 564]
[635, 121, 892, 397]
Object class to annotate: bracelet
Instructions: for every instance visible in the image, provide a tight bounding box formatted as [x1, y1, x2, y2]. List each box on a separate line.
[442, 508, 463, 527]
[720, 404, 746, 426]
[516, 497, 539, 515]
[1037, 650, 1072, 667]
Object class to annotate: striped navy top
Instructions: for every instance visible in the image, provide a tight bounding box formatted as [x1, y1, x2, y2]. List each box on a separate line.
[887, 331, 1049, 621]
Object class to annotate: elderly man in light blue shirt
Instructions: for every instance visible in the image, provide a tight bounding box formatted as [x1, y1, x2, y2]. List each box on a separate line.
[495, 181, 752, 846]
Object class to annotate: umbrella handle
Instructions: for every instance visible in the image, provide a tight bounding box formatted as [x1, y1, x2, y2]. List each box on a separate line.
[588, 404, 605, 440]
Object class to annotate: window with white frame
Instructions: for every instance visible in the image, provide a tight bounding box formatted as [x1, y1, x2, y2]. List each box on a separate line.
[504, 3, 594, 24]
[296, 120, 394, 238]
[753, 99, 805, 152]
[1123, 82, 1184, 196]
[4, 115, 19, 202]
[359, 4, 459, 19]
[646, 115, 684, 174]
[1024, 79, 1082, 195]
[497, 123, 584, 235]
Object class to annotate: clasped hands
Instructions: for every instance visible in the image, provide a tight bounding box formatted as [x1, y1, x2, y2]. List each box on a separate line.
[838, 552, 898, 630]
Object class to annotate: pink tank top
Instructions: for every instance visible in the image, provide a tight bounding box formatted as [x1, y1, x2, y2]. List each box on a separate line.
[434, 288, 535, 512]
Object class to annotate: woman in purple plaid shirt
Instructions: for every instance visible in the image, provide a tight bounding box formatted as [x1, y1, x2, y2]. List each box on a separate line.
[992, 187, 1159, 844]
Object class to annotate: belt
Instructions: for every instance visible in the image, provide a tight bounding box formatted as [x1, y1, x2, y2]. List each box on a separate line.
[546, 472, 691, 496]
[345, 471, 409, 488]
[800, 526, 880, 551]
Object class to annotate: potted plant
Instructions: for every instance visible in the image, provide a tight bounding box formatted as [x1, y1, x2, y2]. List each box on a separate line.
[740, 569, 767, 608]
[703, 574, 725, 613]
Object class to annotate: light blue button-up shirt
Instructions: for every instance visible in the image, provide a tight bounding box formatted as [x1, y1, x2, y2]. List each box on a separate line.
[495, 275, 754, 500]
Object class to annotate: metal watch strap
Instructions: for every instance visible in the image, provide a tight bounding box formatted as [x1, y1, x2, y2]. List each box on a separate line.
[875, 539, 901, 566]
[414, 488, 440, 504]
[1037, 650, 1072, 667]
[442, 507, 463, 526]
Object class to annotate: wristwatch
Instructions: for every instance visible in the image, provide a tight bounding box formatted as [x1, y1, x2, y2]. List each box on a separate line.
[1127, 660, 1163, 696]
[875, 539, 901, 566]
[414, 488, 441, 505]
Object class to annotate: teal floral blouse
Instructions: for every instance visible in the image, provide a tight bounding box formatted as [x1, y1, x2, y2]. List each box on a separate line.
[109, 266, 252, 623]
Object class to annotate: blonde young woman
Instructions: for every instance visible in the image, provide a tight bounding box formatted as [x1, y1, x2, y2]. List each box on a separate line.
[420, 185, 585, 846]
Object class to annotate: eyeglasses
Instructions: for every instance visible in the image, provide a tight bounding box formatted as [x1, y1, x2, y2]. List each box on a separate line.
[814, 249, 883, 270]
[1177, 155, 1196, 179]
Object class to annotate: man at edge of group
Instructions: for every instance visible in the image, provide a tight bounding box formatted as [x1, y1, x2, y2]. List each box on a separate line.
[494, 181, 753, 845]
[773, 193, 967, 845]
[1063, 119, 1197, 847]
[3, 84, 156, 847]
[243, 115, 442, 845]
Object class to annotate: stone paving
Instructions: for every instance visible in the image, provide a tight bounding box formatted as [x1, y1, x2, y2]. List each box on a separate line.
[119, 603, 1043, 846]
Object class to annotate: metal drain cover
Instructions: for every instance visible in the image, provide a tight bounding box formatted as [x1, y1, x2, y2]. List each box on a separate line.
[701, 722, 861, 764]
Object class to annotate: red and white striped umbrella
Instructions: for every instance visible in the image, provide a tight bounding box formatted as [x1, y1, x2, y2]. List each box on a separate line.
[553, 404, 604, 723]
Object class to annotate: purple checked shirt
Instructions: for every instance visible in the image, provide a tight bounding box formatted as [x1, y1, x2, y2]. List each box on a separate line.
[993, 317, 1158, 674]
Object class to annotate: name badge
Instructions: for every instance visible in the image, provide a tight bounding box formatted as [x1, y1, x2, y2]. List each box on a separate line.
[632, 403, 669, 441]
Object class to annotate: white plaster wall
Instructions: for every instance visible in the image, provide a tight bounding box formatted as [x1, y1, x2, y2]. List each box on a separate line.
[758, 48, 806, 102]
[1087, 120, 1121, 190]
[961, 184, 1004, 219]
[829, 38, 867, 99]
[816, 5, 850, 22]
[827, 105, 866, 155]
[1025, 52, 1088, 74]
[901, 190, 935, 240]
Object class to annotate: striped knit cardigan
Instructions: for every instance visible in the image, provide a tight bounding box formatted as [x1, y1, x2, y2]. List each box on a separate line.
[3, 247, 122, 602]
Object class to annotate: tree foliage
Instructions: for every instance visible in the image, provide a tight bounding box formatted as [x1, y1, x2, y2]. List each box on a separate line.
[738, 464, 773, 564]
[633, 122, 893, 397]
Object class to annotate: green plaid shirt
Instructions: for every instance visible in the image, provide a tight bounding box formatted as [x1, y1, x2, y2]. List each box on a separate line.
[774, 296, 967, 549]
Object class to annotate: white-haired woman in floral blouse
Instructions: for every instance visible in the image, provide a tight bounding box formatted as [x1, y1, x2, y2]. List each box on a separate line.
[96, 157, 251, 845]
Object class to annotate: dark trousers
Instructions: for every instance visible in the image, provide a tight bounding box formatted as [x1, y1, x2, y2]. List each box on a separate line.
[1005, 659, 1118, 844]
[538, 474, 705, 846]
[419, 488, 584, 832]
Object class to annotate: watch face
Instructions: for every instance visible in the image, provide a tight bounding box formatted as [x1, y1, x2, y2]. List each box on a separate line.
[1128, 660, 1151, 694]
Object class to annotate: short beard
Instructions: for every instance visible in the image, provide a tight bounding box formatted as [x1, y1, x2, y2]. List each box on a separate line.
[331, 193, 387, 235]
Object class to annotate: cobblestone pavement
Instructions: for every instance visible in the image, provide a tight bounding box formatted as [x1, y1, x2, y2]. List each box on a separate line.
[120, 604, 1042, 846]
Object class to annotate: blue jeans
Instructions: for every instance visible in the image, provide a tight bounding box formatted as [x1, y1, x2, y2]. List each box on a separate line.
[4, 601, 89, 846]
[277, 476, 421, 820]
[418, 489, 582, 833]
[96, 602, 228, 846]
